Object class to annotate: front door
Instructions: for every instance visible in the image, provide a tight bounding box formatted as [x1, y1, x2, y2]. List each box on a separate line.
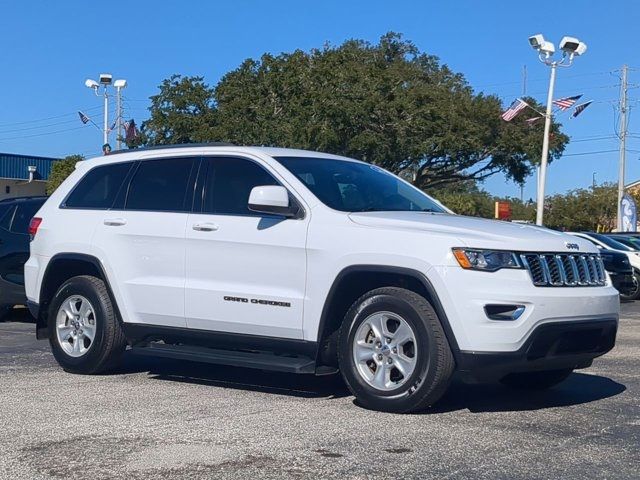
[185, 156, 308, 339]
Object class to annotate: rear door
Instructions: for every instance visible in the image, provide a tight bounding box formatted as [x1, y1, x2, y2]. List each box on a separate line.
[184, 156, 308, 339]
[91, 156, 198, 327]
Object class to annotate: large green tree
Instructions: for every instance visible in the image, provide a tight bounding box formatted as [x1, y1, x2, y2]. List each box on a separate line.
[140, 33, 569, 189]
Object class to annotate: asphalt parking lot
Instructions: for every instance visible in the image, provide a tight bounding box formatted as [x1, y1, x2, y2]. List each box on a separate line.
[0, 305, 638, 480]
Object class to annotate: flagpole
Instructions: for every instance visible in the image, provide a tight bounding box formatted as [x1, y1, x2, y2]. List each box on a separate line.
[536, 63, 557, 226]
[116, 85, 123, 150]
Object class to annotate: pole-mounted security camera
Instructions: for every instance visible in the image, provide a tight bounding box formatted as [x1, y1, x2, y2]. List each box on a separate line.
[559, 36, 587, 57]
[529, 34, 555, 58]
[528, 34, 545, 49]
[84, 79, 99, 89]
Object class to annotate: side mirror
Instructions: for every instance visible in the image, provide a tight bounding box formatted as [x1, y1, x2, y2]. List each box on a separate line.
[248, 185, 296, 217]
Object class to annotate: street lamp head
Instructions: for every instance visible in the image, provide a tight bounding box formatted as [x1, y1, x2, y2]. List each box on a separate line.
[99, 73, 113, 85]
[559, 36, 587, 56]
[114, 79, 127, 88]
[84, 79, 99, 89]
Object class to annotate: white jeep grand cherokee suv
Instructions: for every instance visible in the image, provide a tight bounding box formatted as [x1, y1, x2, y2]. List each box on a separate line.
[25, 144, 619, 413]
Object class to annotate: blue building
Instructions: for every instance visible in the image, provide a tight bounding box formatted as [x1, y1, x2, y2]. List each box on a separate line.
[0, 152, 58, 199]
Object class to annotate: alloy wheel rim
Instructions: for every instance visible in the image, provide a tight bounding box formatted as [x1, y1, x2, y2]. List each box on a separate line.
[352, 311, 418, 391]
[55, 295, 97, 358]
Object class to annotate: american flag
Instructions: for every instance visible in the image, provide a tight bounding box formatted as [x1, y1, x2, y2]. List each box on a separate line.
[553, 95, 582, 111]
[78, 111, 90, 124]
[501, 99, 528, 121]
[571, 100, 593, 118]
[125, 119, 139, 142]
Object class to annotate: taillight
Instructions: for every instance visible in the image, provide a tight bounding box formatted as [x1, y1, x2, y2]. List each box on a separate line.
[28, 217, 42, 240]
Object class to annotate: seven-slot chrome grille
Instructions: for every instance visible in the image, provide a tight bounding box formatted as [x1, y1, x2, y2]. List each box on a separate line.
[521, 253, 606, 287]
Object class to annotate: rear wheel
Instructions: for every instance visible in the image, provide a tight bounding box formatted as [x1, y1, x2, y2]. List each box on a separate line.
[500, 368, 573, 390]
[338, 287, 454, 413]
[48, 275, 126, 374]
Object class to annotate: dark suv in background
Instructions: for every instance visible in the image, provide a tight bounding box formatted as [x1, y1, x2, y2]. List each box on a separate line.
[0, 196, 46, 317]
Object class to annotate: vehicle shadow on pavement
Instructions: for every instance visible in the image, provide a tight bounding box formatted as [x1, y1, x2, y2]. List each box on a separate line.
[428, 373, 626, 414]
[119, 351, 351, 399]
[0, 307, 33, 323]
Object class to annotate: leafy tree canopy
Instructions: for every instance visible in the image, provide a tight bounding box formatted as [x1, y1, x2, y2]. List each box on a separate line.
[47, 154, 84, 195]
[140, 33, 569, 189]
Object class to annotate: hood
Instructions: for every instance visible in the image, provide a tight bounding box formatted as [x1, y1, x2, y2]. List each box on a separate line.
[348, 212, 597, 253]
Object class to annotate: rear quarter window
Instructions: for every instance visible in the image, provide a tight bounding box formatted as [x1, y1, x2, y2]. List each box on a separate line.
[63, 162, 133, 209]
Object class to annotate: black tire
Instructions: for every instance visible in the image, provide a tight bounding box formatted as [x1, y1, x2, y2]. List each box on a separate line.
[0, 305, 12, 321]
[48, 275, 127, 374]
[620, 271, 640, 301]
[338, 287, 454, 413]
[500, 368, 573, 390]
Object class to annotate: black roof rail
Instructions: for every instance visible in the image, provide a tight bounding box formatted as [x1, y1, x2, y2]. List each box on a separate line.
[108, 142, 236, 156]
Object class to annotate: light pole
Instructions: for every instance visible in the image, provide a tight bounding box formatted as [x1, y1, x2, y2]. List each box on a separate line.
[84, 74, 127, 151]
[528, 34, 587, 225]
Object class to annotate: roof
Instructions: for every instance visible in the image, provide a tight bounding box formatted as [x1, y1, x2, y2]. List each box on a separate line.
[0, 152, 59, 181]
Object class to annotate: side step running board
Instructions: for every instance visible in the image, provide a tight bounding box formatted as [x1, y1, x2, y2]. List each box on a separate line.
[131, 342, 317, 374]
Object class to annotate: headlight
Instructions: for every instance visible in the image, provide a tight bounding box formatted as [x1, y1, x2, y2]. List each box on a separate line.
[452, 248, 522, 272]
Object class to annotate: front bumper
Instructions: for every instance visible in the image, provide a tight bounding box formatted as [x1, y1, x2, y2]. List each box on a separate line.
[457, 318, 617, 382]
[430, 265, 620, 352]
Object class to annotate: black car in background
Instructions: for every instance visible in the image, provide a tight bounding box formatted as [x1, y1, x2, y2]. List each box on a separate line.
[0, 196, 46, 317]
[606, 232, 640, 251]
[599, 249, 638, 301]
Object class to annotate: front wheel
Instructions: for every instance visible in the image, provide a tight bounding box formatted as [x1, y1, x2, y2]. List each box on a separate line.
[500, 368, 573, 390]
[48, 275, 126, 374]
[338, 287, 454, 413]
[619, 271, 640, 301]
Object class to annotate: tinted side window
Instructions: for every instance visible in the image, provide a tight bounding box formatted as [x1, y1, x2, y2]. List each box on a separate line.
[126, 157, 196, 212]
[0, 204, 12, 221]
[64, 162, 133, 209]
[203, 157, 279, 215]
[0, 205, 16, 230]
[11, 201, 44, 234]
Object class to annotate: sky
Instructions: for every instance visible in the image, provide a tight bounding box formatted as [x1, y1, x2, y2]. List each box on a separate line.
[0, 0, 639, 199]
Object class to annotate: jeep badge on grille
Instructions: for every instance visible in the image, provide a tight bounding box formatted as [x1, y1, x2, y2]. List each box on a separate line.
[565, 242, 580, 250]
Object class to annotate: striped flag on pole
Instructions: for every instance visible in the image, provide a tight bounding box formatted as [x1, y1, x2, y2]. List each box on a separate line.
[571, 100, 593, 118]
[553, 95, 582, 111]
[501, 98, 528, 121]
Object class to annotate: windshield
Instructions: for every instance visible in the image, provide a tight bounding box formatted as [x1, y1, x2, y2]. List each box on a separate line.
[610, 235, 640, 250]
[274, 156, 446, 213]
[589, 233, 634, 251]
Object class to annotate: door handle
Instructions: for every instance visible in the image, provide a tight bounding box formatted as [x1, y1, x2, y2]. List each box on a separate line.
[103, 218, 127, 226]
[192, 222, 219, 232]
